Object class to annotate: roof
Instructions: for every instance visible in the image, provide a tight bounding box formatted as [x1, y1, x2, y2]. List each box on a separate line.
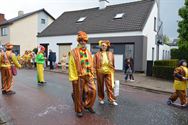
[38, 0, 155, 37]
[0, 9, 55, 26]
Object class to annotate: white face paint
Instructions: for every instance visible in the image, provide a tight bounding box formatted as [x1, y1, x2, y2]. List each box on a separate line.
[182, 62, 187, 67]
[101, 43, 107, 51]
[79, 41, 87, 48]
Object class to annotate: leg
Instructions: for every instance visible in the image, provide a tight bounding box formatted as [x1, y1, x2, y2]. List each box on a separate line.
[72, 80, 83, 113]
[178, 90, 187, 105]
[125, 74, 128, 80]
[169, 91, 178, 102]
[83, 76, 96, 113]
[1, 67, 14, 94]
[37, 64, 45, 82]
[104, 74, 116, 103]
[96, 72, 105, 101]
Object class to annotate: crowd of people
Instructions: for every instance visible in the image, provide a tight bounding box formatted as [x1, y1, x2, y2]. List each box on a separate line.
[0, 31, 188, 118]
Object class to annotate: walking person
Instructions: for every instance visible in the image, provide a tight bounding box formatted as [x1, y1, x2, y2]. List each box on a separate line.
[167, 60, 188, 107]
[35, 45, 46, 85]
[0, 42, 21, 95]
[93, 40, 118, 106]
[68, 31, 96, 117]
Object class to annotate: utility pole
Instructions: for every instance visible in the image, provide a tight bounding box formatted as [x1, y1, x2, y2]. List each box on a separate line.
[156, 0, 162, 60]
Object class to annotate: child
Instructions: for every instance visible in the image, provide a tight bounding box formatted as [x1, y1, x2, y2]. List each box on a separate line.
[125, 64, 134, 81]
[167, 60, 188, 107]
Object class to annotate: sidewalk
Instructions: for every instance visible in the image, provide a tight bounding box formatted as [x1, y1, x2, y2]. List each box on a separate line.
[44, 68, 174, 94]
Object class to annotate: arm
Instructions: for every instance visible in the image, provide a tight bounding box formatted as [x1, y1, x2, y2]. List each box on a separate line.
[11, 53, 21, 68]
[68, 53, 78, 81]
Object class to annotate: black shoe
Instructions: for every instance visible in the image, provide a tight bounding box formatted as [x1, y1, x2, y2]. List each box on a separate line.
[6, 91, 16, 95]
[85, 107, 95, 114]
[76, 112, 83, 117]
[2, 90, 7, 95]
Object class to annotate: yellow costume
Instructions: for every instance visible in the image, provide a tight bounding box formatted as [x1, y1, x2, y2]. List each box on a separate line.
[168, 60, 188, 105]
[0, 42, 21, 95]
[69, 31, 96, 117]
[94, 40, 116, 104]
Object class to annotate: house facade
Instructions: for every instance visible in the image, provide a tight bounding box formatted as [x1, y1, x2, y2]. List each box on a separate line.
[0, 9, 55, 55]
[37, 0, 171, 72]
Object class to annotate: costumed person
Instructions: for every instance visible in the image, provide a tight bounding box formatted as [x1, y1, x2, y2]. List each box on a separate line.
[0, 42, 21, 95]
[167, 60, 188, 107]
[60, 53, 67, 72]
[68, 31, 96, 117]
[35, 45, 46, 85]
[93, 40, 118, 106]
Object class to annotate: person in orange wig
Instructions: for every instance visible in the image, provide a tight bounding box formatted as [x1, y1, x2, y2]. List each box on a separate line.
[68, 31, 96, 117]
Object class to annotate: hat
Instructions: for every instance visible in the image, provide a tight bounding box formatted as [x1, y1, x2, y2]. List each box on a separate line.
[178, 59, 187, 66]
[40, 46, 45, 51]
[77, 31, 88, 43]
[98, 40, 110, 47]
[5, 42, 13, 50]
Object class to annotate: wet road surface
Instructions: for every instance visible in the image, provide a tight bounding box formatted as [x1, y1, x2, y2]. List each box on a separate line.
[0, 69, 188, 125]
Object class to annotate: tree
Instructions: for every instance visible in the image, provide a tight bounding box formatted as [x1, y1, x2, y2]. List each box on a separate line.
[177, 0, 188, 48]
[163, 35, 170, 44]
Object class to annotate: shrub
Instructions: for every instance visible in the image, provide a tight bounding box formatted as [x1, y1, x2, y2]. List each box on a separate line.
[153, 60, 178, 80]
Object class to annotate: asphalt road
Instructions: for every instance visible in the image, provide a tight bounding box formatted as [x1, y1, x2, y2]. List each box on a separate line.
[0, 69, 188, 125]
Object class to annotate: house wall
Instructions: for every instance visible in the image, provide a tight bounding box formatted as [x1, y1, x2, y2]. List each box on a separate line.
[0, 26, 10, 44]
[142, 2, 158, 61]
[9, 14, 38, 55]
[37, 12, 54, 33]
[159, 44, 171, 60]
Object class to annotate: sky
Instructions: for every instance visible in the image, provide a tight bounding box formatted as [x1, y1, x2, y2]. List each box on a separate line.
[0, 0, 185, 39]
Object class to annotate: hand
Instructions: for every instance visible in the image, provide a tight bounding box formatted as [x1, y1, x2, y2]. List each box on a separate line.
[182, 77, 187, 81]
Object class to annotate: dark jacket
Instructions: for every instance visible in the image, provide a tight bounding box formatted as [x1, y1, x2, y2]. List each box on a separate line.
[48, 52, 56, 62]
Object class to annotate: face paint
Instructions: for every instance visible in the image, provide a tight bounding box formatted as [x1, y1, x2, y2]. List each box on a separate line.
[182, 62, 187, 67]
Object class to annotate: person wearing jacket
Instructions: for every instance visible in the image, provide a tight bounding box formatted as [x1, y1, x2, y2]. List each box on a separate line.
[167, 60, 188, 107]
[93, 40, 118, 106]
[35, 45, 46, 85]
[48, 49, 56, 70]
[0, 42, 21, 95]
[68, 31, 96, 117]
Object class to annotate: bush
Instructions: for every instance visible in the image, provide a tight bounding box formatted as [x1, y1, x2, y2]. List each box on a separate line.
[153, 66, 175, 80]
[153, 60, 178, 80]
[171, 47, 188, 61]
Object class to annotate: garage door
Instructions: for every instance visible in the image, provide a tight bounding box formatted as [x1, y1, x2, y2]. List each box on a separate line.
[59, 45, 71, 62]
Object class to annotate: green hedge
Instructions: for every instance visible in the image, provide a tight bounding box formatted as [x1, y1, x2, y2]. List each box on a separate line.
[154, 59, 178, 67]
[152, 60, 178, 80]
[152, 66, 175, 80]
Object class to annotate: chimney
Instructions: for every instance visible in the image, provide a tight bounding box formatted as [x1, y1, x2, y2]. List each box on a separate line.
[99, 0, 109, 10]
[0, 13, 6, 24]
[18, 11, 24, 16]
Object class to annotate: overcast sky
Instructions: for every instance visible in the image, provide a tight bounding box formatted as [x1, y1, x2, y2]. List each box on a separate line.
[0, 0, 185, 39]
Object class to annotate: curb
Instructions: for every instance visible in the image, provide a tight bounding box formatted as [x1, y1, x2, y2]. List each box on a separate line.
[44, 69, 173, 95]
[120, 82, 173, 95]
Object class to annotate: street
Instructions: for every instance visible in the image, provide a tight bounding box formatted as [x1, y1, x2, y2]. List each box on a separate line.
[0, 69, 188, 125]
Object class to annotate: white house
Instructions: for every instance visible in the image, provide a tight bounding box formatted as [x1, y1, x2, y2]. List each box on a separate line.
[0, 9, 55, 55]
[37, 0, 171, 72]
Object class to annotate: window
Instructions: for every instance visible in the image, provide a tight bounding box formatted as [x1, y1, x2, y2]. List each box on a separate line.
[41, 19, 46, 24]
[76, 17, 87, 23]
[1, 27, 8, 36]
[114, 13, 125, 19]
[154, 17, 157, 31]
